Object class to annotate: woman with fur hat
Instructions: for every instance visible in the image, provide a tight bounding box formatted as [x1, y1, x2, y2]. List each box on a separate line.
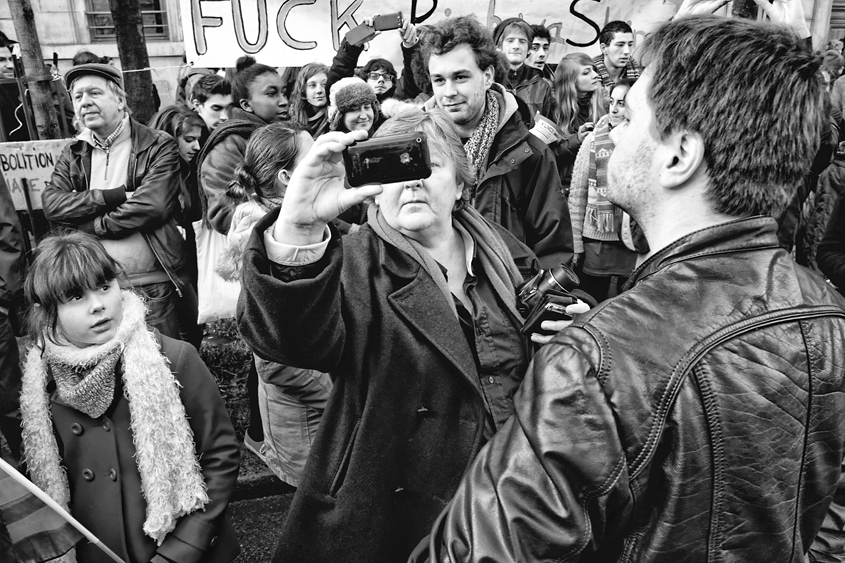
[20, 232, 240, 563]
[328, 76, 384, 135]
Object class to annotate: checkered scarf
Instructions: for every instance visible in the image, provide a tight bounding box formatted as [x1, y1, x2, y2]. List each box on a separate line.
[463, 91, 500, 194]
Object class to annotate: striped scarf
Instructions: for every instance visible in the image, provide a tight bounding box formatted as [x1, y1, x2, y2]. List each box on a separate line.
[583, 116, 621, 241]
[463, 91, 500, 194]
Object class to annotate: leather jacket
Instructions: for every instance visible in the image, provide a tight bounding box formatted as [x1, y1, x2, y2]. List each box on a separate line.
[42, 119, 188, 290]
[412, 217, 845, 563]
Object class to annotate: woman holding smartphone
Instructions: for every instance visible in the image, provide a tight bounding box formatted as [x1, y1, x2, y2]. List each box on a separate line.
[238, 108, 556, 563]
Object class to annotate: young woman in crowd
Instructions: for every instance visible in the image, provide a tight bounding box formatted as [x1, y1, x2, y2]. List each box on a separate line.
[19, 232, 240, 563]
[568, 78, 645, 303]
[290, 63, 330, 138]
[197, 55, 288, 235]
[237, 108, 544, 563]
[327, 77, 384, 135]
[147, 105, 206, 349]
[552, 52, 607, 195]
[216, 122, 333, 489]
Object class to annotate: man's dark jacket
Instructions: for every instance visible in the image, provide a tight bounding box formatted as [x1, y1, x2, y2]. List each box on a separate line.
[425, 85, 573, 269]
[412, 217, 845, 562]
[41, 119, 188, 288]
[237, 209, 538, 563]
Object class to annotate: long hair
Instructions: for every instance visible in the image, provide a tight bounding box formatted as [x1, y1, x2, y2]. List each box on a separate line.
[147, 105, 204, 141]
[226, 121, 307, 202]
[290, 63, 329, 126]
[554, 53, 605, 134]
[24, 232, 124, 346]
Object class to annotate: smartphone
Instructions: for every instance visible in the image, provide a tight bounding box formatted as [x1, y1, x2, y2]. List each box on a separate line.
[346, 23, 377, 46]
[343, 132, 432, 187]
[373, 12, 403, 31]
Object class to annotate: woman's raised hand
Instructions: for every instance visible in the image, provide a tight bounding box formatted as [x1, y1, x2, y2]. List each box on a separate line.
[273, 130, 383, 245]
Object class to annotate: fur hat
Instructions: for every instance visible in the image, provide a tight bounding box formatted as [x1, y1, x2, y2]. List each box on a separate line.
[328, 77, 378, 130]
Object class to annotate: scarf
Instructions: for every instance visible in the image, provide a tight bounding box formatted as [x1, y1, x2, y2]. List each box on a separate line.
[463, 91, 500, 191]
[92, 116, 126, 181]
[49, 345, 121, 419]
[20, 291, 209, 563]
[583, 116, 621, 241]
[367, 205, 523, 323]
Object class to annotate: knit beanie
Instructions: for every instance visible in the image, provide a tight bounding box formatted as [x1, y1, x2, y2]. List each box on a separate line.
[328, 77, 378, 130]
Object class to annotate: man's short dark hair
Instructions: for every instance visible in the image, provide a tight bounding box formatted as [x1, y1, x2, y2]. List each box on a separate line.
[531, 24, 551, 43]
[421, 16, 504, 77]
[640, 15, 822, 218]
[599, 20, 634, 47]
[190, 74, 231, 105]
[493, 18, 533, 48]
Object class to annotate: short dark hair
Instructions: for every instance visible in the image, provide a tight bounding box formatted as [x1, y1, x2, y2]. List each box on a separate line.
[531, 24, 551, 43]
[25, 231, 124, 346]
[493, 18, 533, 47]
[72, 50, 108, 66]
[190, 74, 231, 105]
[422, 16, 504, 77]
[599, 21, 634, 47]
[640, 15, 822, 218]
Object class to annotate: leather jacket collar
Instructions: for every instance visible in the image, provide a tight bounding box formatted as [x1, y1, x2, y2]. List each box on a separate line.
[626, 216, 781, 289]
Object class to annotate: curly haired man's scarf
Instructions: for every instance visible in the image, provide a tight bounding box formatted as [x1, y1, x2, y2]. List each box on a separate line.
[463, 90, 500, 194]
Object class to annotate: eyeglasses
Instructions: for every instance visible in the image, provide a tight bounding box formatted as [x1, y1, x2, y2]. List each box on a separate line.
[367, 72, 394, 82]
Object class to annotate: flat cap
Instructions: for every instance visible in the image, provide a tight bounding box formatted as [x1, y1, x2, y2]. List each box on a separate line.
[65, 63, 123, 89]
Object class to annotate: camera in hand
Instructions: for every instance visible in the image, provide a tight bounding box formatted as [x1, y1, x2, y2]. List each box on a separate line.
[342, 131, 432, 187]
[517, 264, 596, 336]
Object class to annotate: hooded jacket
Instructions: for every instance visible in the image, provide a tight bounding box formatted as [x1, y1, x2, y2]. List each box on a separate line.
[425, 84, 573, 268]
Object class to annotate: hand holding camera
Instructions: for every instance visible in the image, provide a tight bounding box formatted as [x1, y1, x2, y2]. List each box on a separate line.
[517, 264, 597, 343]
[346, 12, 404, 46]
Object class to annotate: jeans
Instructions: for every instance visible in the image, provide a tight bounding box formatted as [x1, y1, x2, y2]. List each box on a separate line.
[134, 281, 182, 341]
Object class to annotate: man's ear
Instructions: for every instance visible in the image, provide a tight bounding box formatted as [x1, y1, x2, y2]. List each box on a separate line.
[657, 130, 705, 190]
[482, 66, 494, 90]
[191, 98, 201, 112]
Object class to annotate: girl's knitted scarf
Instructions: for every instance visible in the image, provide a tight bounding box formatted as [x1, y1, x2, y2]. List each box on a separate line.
[584, 115, 621, 241]
[463, 91, 500, 190]
[20, 291, 209, 563]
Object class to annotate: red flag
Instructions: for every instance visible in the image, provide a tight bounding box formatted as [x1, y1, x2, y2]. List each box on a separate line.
[0, 459, 83, 563]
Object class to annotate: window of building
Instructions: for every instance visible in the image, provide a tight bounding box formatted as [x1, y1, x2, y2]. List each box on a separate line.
[85, 0, 169, 42]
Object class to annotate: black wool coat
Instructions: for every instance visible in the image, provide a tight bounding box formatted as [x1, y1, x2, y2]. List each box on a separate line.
[237, 209, 538, 563]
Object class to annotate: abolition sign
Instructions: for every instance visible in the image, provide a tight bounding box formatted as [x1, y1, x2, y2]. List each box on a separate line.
[182, 0, 683, 69]
[0, 140, 69, 211]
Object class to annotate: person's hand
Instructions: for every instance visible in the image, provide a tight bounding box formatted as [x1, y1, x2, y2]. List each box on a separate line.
[362, 16, 383, 39]
[674, 0, 729, 18]
[401, 19, 419, 48]
[753, 0, 810, 37]
[530, 300, 592, 345]
[274, 130, 383, 245]
[577, 122, 594, 142]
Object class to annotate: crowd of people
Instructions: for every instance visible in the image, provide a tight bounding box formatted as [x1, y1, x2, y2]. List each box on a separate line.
[5, 0, 845, 561]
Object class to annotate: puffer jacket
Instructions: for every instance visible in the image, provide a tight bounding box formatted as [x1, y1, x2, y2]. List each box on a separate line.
[42, 119, 188, 290]
[412, 216, 845, 563]
[424, 84, 573, 269]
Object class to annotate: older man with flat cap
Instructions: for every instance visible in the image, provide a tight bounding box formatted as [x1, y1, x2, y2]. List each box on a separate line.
[42, 63, 195, 341]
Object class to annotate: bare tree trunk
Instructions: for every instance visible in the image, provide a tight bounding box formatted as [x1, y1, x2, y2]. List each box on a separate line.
[109, 0, 155, 124]
[7, 0, 61, 140]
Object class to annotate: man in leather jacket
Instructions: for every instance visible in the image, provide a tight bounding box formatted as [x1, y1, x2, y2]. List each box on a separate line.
[42, 63, 193, 339]
[410, 2, 845, 562]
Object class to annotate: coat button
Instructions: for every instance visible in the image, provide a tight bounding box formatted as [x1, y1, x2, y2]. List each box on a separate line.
[102, 419, 111, 432]
[488, 376, 494, 384]
[509, 159, 515, 164]
[82, 469, 94, 481]
[210, 536, 217, 547]
[109, 469, 117, 481]
[524, 148, 530, 153]
[71, 423, 83, 436]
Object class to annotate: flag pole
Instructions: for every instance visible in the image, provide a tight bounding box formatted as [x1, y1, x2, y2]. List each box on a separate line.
[0, 457, 127, 563]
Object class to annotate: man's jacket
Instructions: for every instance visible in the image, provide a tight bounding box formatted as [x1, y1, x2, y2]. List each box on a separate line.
[42, 119, 188, 288]
[425, 85, 573, 269]
[412, 217, 845, 562]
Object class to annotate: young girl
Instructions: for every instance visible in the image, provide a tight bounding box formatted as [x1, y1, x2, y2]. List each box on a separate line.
[290, 63, 330, 138]
[552, 52, 607, 194]
[20, 232, 240, 563]
[569, 79, 645, 302]
[217, 122, 333, 488]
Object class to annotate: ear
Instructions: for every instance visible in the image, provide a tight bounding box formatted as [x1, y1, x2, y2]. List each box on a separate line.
[240, 98, 253, 112]
[276, 168, 292, 188]
[482, 66, 494, 90]
[656, 130, 705, 190]
[600, 43, 608, 56]
[191, 98, 201, 112]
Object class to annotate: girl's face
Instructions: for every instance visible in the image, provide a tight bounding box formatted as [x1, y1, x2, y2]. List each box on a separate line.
[245, 72, 288, 123]
[178, 125, 202, 162]
[56, 279, 123, 348]
[608, 85, 630, 127]
[306, 72, 328, 108]
[343, 103, 375, 132]
[575, 64, 600, 93]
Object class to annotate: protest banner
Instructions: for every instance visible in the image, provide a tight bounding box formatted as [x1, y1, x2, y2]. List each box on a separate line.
[182, 0, 682, 69]
[0, 140, 69, 212]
